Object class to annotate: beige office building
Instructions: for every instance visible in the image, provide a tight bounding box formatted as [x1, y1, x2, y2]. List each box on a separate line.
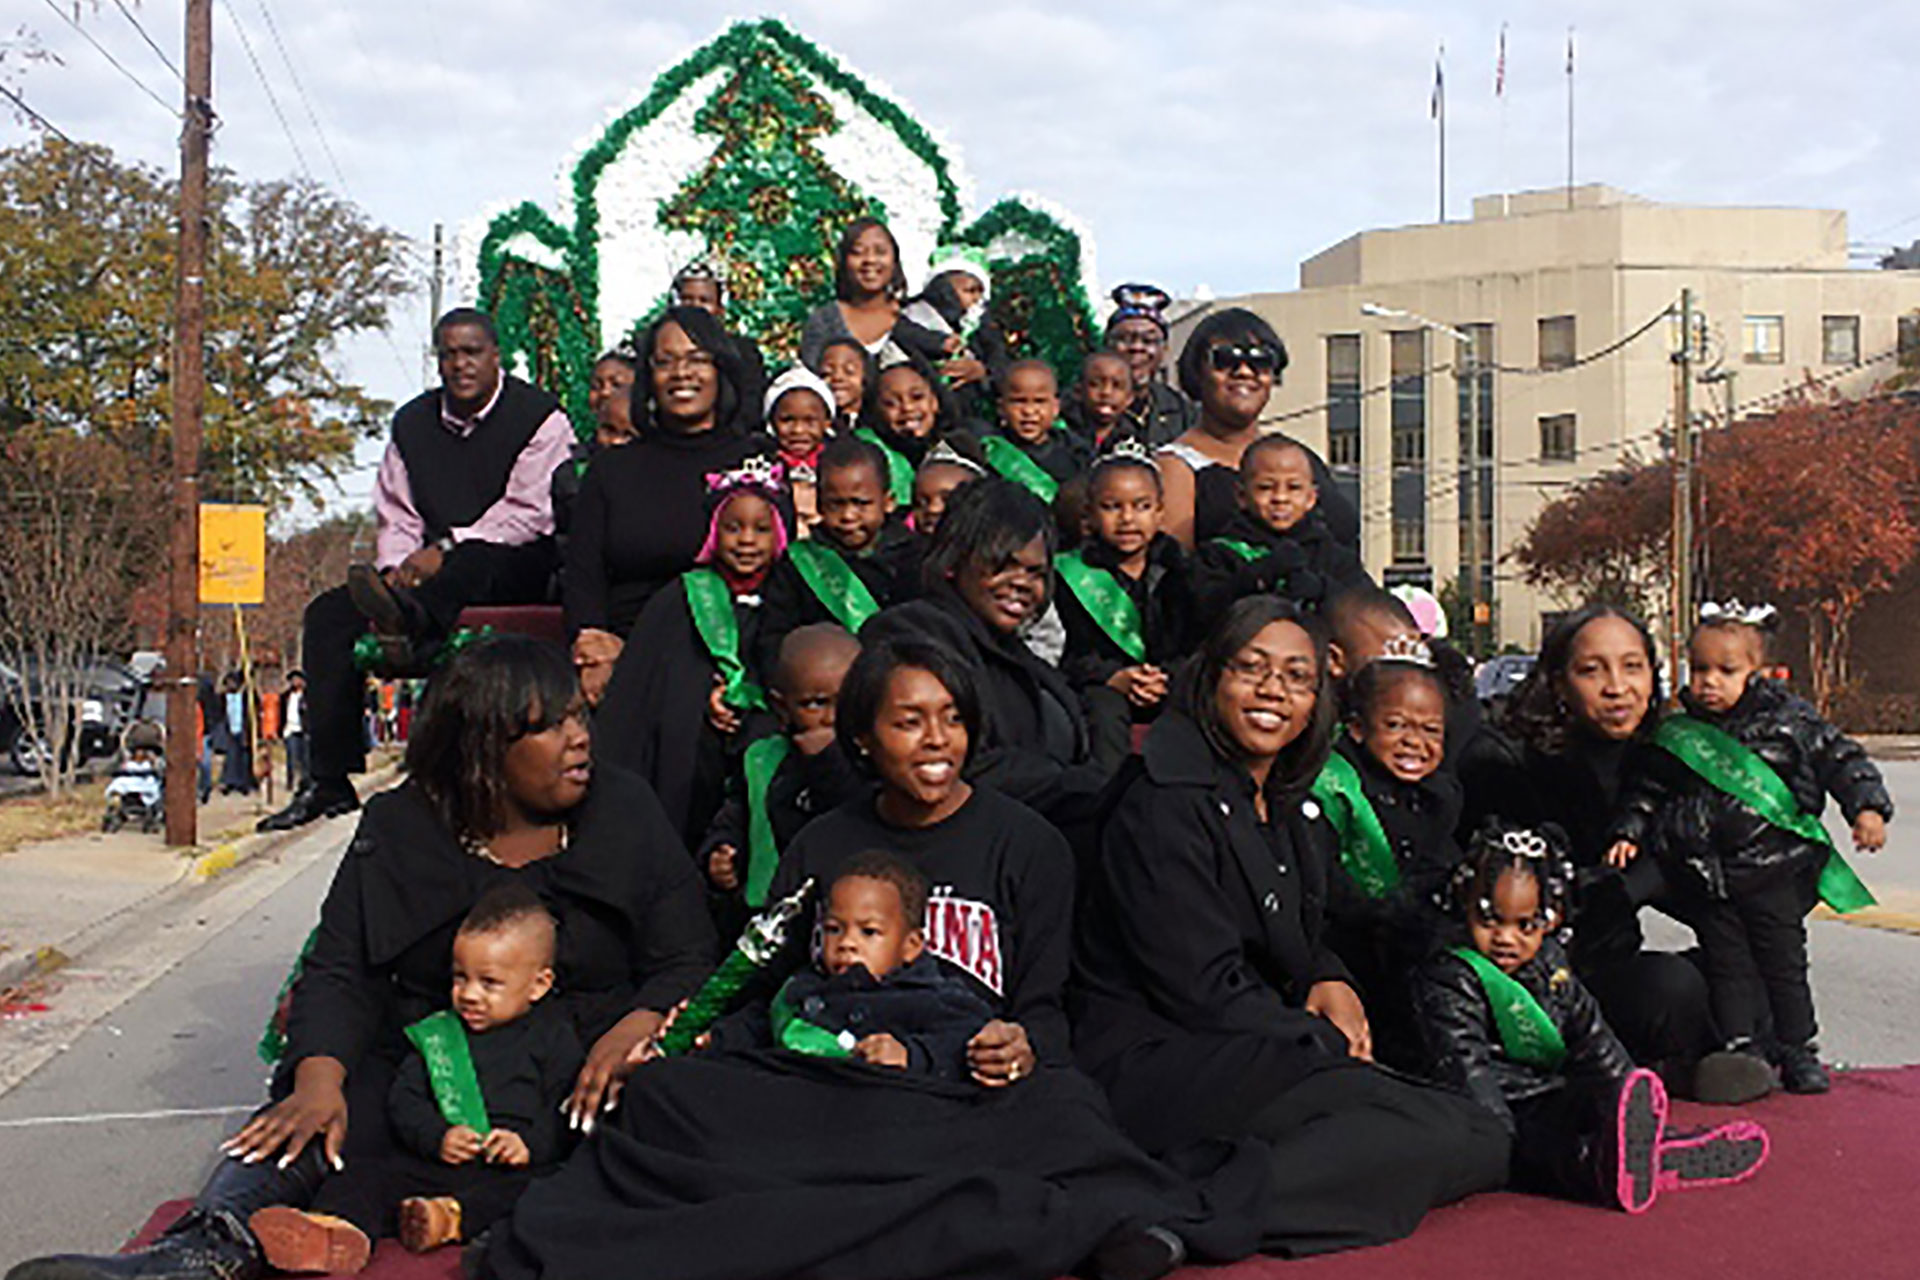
[1175, 184, 1920, 650]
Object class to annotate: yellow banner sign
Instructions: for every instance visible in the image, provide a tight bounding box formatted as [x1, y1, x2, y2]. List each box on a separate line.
[199, 504, 267, 605]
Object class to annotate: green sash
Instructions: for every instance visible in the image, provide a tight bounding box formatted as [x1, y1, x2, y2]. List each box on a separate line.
[855, 428, 914, 507]
[1054, 552, 1147, 663]
[403, 1010, 491, 1132]
[683, 569, 765, 712]
[1652, 716, 1876, 913]
[741, 735, 793, 908]
[1212, 538, 1265, 564]
[256, 925, 319, 1064]
[787, 541, 882, 634]
[982, 435, 1060, 503]
[1309, 751, 1401, 898]
[1451, 947, 1568, 1070]
[770, 981, 854, 1058]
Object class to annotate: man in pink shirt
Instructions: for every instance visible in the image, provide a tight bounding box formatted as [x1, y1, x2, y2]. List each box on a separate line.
[260, 309, 574, 831]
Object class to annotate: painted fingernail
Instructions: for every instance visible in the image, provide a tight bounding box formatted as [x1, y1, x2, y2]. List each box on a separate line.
[332, 1155, 345, 1172]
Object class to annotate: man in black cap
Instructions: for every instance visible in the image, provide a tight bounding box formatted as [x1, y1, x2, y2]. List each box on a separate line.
[258, 308, 574, 831]
[1105, 283, 1197, 448]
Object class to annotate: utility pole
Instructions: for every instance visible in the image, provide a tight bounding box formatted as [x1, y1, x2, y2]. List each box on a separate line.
[1464, 333, 1486, 657]
[1669, 288, 1695, 697]
[164, 0, 213, 847]
[427, 222, 445, 386]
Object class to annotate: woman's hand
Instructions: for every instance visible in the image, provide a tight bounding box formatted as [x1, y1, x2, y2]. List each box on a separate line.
[1306, 980, 1373, 1062]
[221, 1056, 349, 1170]
[966, 1020, 1035, 1087]
[1605, 840, 1640, 869]
[566, 1007, 667, 1133]
[1107, 665, 1168, 708]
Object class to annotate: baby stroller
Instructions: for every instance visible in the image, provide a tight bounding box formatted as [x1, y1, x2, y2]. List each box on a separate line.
[103, 721, 165, 834]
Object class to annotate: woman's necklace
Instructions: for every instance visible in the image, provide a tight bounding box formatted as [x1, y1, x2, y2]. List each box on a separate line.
[467, 823, 569, 867]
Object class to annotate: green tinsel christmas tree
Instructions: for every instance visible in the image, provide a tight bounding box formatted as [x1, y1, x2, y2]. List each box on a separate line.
[658, 47, 879, 361]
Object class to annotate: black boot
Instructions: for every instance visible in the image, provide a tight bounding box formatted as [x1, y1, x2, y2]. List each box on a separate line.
[4, 1148, 329, 1280]
[257, 779, 359, 833]
[1776, 1042, 1832, 1094]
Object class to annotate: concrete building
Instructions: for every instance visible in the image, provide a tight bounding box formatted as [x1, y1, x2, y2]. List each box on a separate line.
[1174, 184, 1920, 650]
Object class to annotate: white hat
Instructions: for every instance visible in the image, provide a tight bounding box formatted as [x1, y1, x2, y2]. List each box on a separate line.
[926, 244, 992, 300]
[763, 366, 837, 423]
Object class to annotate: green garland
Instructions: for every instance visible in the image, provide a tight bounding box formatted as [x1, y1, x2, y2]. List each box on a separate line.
[958, 198, 1101, 388]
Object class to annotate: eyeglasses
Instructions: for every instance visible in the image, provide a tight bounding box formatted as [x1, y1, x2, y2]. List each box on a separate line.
[1223, 655, 1318, 695]
[650, 351, 716, 374]
[1209, 344, 1280, 374]
[1110, 328, 1165, 350]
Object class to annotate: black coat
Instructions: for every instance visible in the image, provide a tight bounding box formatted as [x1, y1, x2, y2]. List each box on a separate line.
[1190, 510, 1372, 630]
[1612, 678, 1893, 898]
[710, 955, 994, 1082]
[1072, 712, 1353, 1095]
[282, 769, 717, 1081]
[862, 587, 1124, 828]
[986, 424, 1090, 488]
[1412, 937, 1635, 1132]
[698, 733, 864, 934]
[388, 998, 584, 1166]
[751, 518, 920, 682]
[592, 574, 763, 846]
[1056, 534, 1195, 692]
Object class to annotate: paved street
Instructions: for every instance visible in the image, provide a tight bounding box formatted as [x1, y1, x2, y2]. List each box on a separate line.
[1, 764, 1917, 1268]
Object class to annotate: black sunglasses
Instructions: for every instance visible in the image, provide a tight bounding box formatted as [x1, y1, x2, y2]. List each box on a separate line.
[1208, 343, 1279, 374]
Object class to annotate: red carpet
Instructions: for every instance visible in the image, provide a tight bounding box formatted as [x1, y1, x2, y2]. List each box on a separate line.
[130, 1067, 1920, 1279]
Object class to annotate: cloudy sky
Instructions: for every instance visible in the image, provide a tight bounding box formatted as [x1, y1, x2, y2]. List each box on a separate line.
[7, 0, 1916, 515]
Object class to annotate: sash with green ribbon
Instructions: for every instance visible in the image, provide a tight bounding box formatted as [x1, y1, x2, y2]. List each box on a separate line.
[787, 541, 883, 634]
[1054, 552, 1147, 664]
[982, 435, 1060, 503]
[1451, 947, 1568, 1070]
[1652, 715, 1877, 913]
[855, 428, 915, 507]
[683, 569, 765, 712]
[1309, 750, 1402, 898]
[741, 735, 793, 908]
[770, 981, 854, 1058]
[1213, 538, 1266, 564]
[403, 1010, 492, 1131]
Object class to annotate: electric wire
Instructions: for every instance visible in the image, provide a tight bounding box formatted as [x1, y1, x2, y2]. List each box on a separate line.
[39, 0, 178, 118]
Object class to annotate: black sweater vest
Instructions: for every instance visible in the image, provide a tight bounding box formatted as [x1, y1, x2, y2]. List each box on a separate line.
[391, 376, 559, 542]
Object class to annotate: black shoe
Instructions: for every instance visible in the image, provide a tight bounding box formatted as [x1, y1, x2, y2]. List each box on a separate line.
[4, 1209, 261, 1280]
[346, 563, 427, 638]
[256, 781, 359, 833]
[1692, 1047, 1776, 1105]
[1777, 1043, 1832, 1094]
[1086, 1225, 1186, 1280]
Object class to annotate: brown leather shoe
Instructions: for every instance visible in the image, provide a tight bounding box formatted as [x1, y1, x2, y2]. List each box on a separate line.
[397, 1197, 463, 1253]
[245, 1208, 369, 1275]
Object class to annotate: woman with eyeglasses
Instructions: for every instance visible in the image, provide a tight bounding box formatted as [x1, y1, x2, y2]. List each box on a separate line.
[1072, 596, 1510, 1256]
[563, 307, 776, 705]
[1156, 308, 1358, 550]
[862, 477, 1128, 829]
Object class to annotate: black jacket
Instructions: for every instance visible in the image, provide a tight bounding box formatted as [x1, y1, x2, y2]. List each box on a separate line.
[282, 769, 716, 1082]
[698, 733, 864, 932]
[986, 425, 1090, 488]
[1072, 713, 1353, 1092]
[388, 998, 584, 1166]
[1190, 510, 1372, 630]
[709, 955, 994, 1082]
[861, 586, 1125, 827]
[1611, 678, 1893, 897]
[1413, 937, 1635, 1132]
[751, 519, 920, 682]
[1056, 534, 1195, 693]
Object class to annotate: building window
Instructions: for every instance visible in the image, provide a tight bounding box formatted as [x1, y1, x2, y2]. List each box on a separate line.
[1389, 330, 1427, 565]
[1899, 314, 1920, 359]
[1743, 315, 1785, 364]
[1455, 324, 1495, 599]
[1392, 517, 1427, 565]
[1821, 316, 1860, 366]
[1539, 413, 1577, 462]
[1325, 334, 1362, 522]
[1538, 316, 1576, 370]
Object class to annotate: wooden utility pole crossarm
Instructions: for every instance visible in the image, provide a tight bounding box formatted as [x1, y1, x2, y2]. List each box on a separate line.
[164, 0, 213, 847]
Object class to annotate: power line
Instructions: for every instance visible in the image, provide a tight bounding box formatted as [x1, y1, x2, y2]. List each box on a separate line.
[111, 0, 184, 85]
[251, 0, 348, 191]
[39, 0, 179, 118]
[218, 0, 311, 180]
[0, 82, 74, 143]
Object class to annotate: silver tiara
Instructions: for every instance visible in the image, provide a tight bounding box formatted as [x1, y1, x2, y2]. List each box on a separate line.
[1501, 829, 1549, 860]
[1101, 438, 1155, 468]
[922, 439, 986, 476]
[1378, 634, 1435, 668]
[1699, 599, 1778, 628]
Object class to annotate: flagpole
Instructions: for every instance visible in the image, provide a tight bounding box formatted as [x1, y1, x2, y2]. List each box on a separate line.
[1435, 43, 1446, 223]
[1496, 23, 1509, 215]
[1566, 28, 1576, 208]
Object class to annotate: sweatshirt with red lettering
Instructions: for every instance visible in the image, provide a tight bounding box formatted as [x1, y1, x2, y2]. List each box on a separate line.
[770, 785, 1074, 1064]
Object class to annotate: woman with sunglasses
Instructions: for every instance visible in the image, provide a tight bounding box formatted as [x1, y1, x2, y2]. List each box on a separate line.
[1156, 308, 1358, 550]
[1073, 596, 1509, 1256]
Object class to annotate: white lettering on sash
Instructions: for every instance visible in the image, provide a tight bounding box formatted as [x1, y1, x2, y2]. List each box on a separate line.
[923, 889, 1003, 996]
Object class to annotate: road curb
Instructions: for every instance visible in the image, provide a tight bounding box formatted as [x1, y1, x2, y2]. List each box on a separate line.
[0, 766, 399, 995]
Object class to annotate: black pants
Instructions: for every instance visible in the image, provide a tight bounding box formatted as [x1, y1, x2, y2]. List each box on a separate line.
[1581, 950, 1718, 1069]
[1094, 1033, 1509, 1257]
[310, 1150, 540, 1240]
[1691, 862, 1821, 1048]
[1509, 1077, 1620, 1204]
[305, 540, 555, 782]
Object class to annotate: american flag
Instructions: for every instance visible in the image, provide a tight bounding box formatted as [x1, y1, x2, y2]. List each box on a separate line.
[1495, 23, 1507, 97]
[1431, 47, 1444, 118]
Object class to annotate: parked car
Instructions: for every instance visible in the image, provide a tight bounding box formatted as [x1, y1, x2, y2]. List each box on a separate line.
[0, 658, 148, 775]
[1474, 653, 1537, 720]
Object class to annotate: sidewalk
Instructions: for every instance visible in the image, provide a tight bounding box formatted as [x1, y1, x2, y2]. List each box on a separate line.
[0, 763, 398, 995]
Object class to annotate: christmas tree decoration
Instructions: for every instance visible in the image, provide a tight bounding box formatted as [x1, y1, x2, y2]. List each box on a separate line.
[463, 19, 1103, 438]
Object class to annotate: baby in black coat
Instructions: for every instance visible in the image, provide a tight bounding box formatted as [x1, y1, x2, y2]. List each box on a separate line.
[711, 851, 993, 1081]
[1191, 435, 1371, 629]
[1414, 825, 1768, 1214]
[249, 886, 584, 1270]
